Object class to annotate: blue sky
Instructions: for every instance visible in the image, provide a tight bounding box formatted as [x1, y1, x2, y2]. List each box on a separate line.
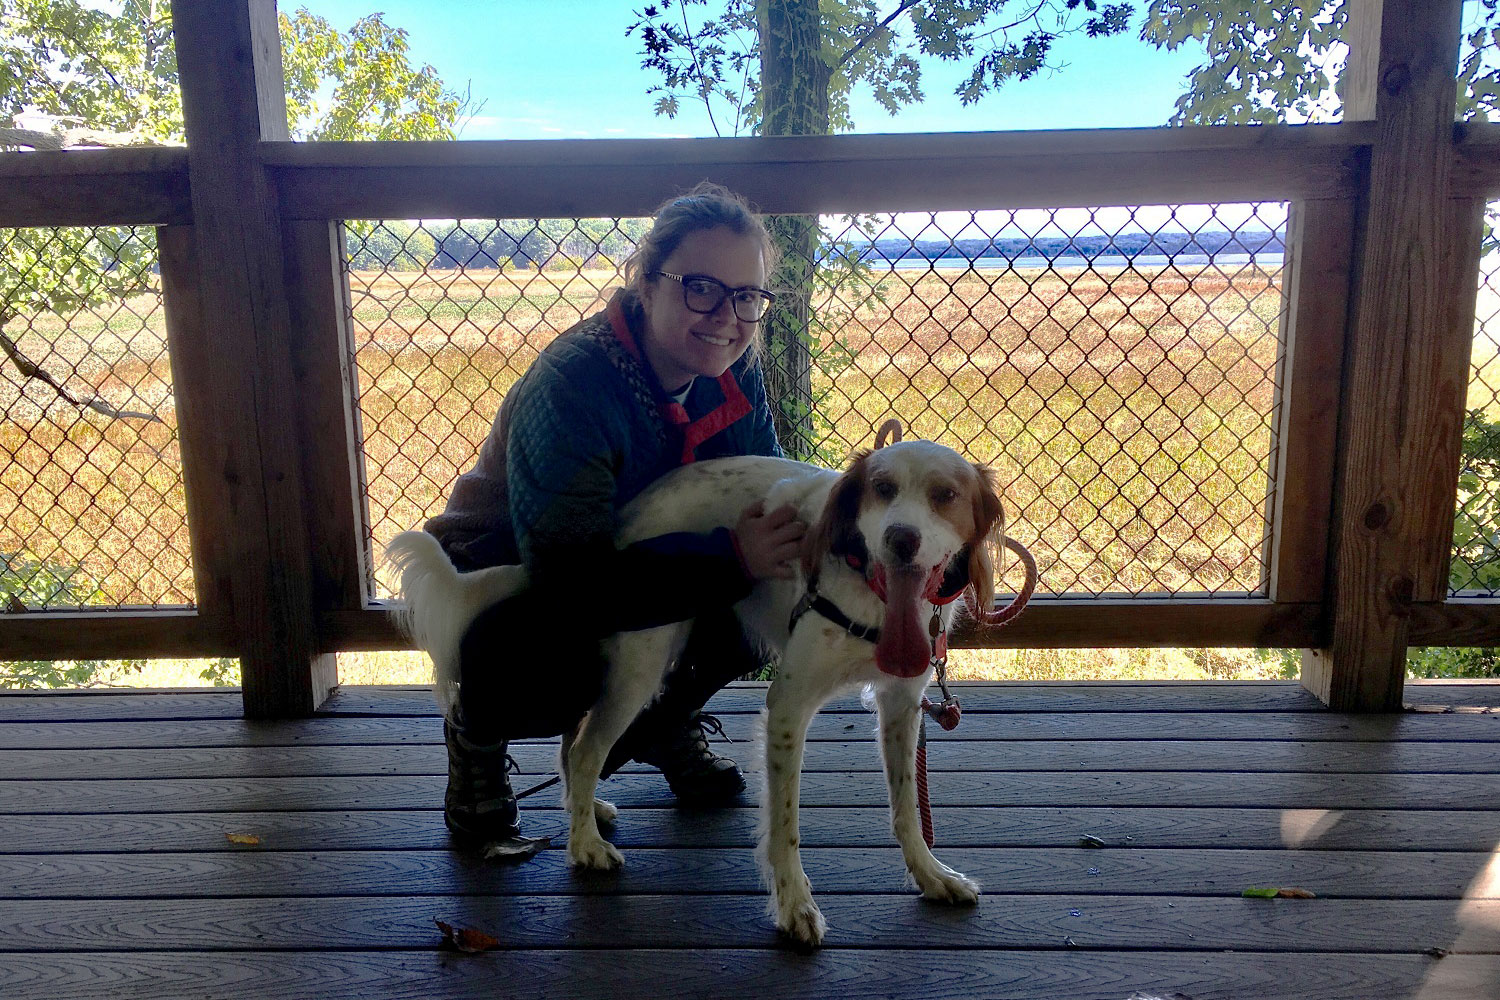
[295, 1, 1209, 139]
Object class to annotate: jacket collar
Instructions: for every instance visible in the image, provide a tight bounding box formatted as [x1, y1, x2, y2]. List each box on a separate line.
[607, 290, 752, 465]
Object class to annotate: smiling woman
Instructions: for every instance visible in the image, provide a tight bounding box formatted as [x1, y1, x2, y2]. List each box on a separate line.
[414, 181, 809, 852]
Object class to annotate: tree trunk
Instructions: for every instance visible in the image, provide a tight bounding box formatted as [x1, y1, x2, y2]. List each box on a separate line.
[757, 0, 830, 458]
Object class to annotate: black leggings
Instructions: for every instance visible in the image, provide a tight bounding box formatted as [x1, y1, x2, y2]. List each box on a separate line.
[455, 592, 765, 749]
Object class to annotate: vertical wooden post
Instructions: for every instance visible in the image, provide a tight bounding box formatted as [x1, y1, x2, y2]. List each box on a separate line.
[283, 220, 372, 618]
[1268, 197, 1358, 607]
[171, 0, 336, 715]
[1305, 0, 1469, 709]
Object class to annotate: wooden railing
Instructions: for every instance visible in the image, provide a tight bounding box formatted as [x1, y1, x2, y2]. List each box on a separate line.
[0, 0, 1497, 715]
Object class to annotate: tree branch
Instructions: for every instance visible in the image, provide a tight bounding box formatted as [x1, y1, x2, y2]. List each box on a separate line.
[837, 0, 925, 71]
[0, 330, 161, 423]
[0, 123, 160, 149]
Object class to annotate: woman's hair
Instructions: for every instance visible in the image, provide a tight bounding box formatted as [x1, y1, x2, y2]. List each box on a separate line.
[623, 181, 779, 294]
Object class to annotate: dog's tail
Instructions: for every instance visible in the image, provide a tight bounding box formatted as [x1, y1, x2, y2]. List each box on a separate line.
[385, 530, 529, 721]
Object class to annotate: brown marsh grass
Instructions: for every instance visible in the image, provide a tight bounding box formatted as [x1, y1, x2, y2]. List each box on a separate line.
[0, 260, 1347, 685]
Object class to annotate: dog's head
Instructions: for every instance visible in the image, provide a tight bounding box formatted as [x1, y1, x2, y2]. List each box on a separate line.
[802, 440, 1005, 677]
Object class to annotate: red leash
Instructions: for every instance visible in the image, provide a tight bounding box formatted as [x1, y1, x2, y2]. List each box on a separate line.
[870, 418, 1038, 848]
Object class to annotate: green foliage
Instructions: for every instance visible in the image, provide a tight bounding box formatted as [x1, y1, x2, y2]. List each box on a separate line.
[1451, 408, 1500, 594]
[0, 0, 181, 142]
[1140, 0, 1499, 126]
[0, 551, 145, 689]
[1407, 646, 1500, 679]
[279, 8, 475, 141]
[198, 657, 240, 687]
[629, 0, 1134, 137]
[1, 1, 469, 331]
[0, 1, 472, 144]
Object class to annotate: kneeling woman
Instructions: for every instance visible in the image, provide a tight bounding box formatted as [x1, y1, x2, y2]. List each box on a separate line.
[424, 182, 806, 848]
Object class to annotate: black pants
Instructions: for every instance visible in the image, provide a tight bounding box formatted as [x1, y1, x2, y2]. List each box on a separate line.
[455, 592, 765, 753]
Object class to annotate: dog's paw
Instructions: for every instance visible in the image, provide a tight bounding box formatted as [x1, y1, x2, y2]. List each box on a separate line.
[914, 863, 980, 905]
[775, 897, 827, 949]
[593, 798, 618, 827]
[566, 835, 624, 871]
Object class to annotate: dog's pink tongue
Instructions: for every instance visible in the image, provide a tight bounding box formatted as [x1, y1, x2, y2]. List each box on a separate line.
[876, 568, 931, 678]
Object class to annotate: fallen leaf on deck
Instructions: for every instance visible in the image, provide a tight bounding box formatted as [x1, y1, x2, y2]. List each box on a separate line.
[1242, 886, 1317, 899]
[481, 834, 551, 862]
[224, 832, 260, 846]
[1423, 947, 1451, 959]
[1078, 835, 1106, 848]
[436, 918, 501, 953]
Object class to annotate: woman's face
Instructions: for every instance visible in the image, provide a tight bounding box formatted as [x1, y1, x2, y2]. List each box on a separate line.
[638, 225, 767, 390]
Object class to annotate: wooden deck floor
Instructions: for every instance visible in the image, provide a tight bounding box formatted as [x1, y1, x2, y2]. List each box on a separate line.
[2, 680, 1499, 999]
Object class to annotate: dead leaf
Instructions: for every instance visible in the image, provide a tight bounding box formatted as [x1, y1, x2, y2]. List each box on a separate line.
[436, 918, 501, 953]
[1423, 947, 1450, 959]
[1078, 834, 1106, 848]
[481, 834, 551, 862]
[224, 832, 260, 846]
[1242, 886, 1317, 899]
[1275, 887, 1317, 899]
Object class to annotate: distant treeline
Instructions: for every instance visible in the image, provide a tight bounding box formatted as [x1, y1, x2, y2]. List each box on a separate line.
[343, 221, 1286, 272]
[345, 219, 653, 271]
[859, 229, 1286, 264]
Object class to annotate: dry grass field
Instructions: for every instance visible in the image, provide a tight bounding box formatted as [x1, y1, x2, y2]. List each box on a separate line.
[3, 255, 1495, 688]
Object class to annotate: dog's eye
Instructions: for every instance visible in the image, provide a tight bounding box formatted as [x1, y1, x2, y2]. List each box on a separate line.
[932, 486, 958, 506]
[873, 480, 897, 500]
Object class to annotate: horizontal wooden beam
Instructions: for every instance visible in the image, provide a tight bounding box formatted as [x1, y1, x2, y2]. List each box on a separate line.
[4, 598, 1492, 661]
[267, 124, 1373, 219]
[5, 122, 1489, 230]
[0, 611, 235, 660]
[0, 147, 191, 227]
[1454, 120, 1500, 195]
[1409, 600, 1500, 647]
[323, 600, 1327, 653]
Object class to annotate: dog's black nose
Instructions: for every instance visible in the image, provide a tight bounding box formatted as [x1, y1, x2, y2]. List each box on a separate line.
[884, 524, 920, 565]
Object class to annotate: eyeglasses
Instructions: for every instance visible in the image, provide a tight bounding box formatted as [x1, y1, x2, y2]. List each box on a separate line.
[653, 271, 777, 323]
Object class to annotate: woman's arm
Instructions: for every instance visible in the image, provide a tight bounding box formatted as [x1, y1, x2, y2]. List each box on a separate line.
[507, 370, 756, 634]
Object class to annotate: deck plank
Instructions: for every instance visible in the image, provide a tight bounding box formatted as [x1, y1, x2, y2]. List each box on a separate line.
[6, 769, 1500, 812]
[1, 894, 1495, 952]
[1, 847, 1494, 899]
[1, 949, 1496, 1000]
[4, 709, 1499, 750]
[8, 806, 1500, 853]
[3, 680, 1493, 722]
[8, 738, 1500, 779]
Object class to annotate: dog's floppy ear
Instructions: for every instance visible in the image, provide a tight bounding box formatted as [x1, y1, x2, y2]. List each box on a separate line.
[965, 462, 1006, 617]
[803, 450, 871, 582]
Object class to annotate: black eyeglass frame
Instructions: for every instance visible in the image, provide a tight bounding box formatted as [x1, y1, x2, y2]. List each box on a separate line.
[652, 270, 777, 323]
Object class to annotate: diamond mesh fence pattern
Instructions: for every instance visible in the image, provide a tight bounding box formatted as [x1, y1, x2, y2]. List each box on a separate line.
[0, 226, 191, 610]
[353, 206, 1288, 601]
[1451, 204, 1500, 597]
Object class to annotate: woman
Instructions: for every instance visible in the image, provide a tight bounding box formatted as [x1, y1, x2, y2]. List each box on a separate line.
[425, 182, 805, 849]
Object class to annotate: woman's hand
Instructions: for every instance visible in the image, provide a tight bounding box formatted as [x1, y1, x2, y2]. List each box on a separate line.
[733, 501, 807, 580]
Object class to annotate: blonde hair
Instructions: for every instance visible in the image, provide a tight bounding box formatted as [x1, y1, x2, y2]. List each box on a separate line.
[623, 181, 779, 294]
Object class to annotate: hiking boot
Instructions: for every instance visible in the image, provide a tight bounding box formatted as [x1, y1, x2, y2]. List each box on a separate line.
[443, 719, 521, 845]
[633, 712, 745, 806]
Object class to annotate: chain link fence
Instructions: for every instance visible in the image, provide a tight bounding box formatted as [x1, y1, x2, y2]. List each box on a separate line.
[3, 207, 1493, 616]
[351, 205, 1290, 601]
[1452, 204, 1500, 597]
[0, 226, 189, 611]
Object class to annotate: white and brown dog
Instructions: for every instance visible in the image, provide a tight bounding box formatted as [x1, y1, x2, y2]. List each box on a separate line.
[390, 439, 1013, 947]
